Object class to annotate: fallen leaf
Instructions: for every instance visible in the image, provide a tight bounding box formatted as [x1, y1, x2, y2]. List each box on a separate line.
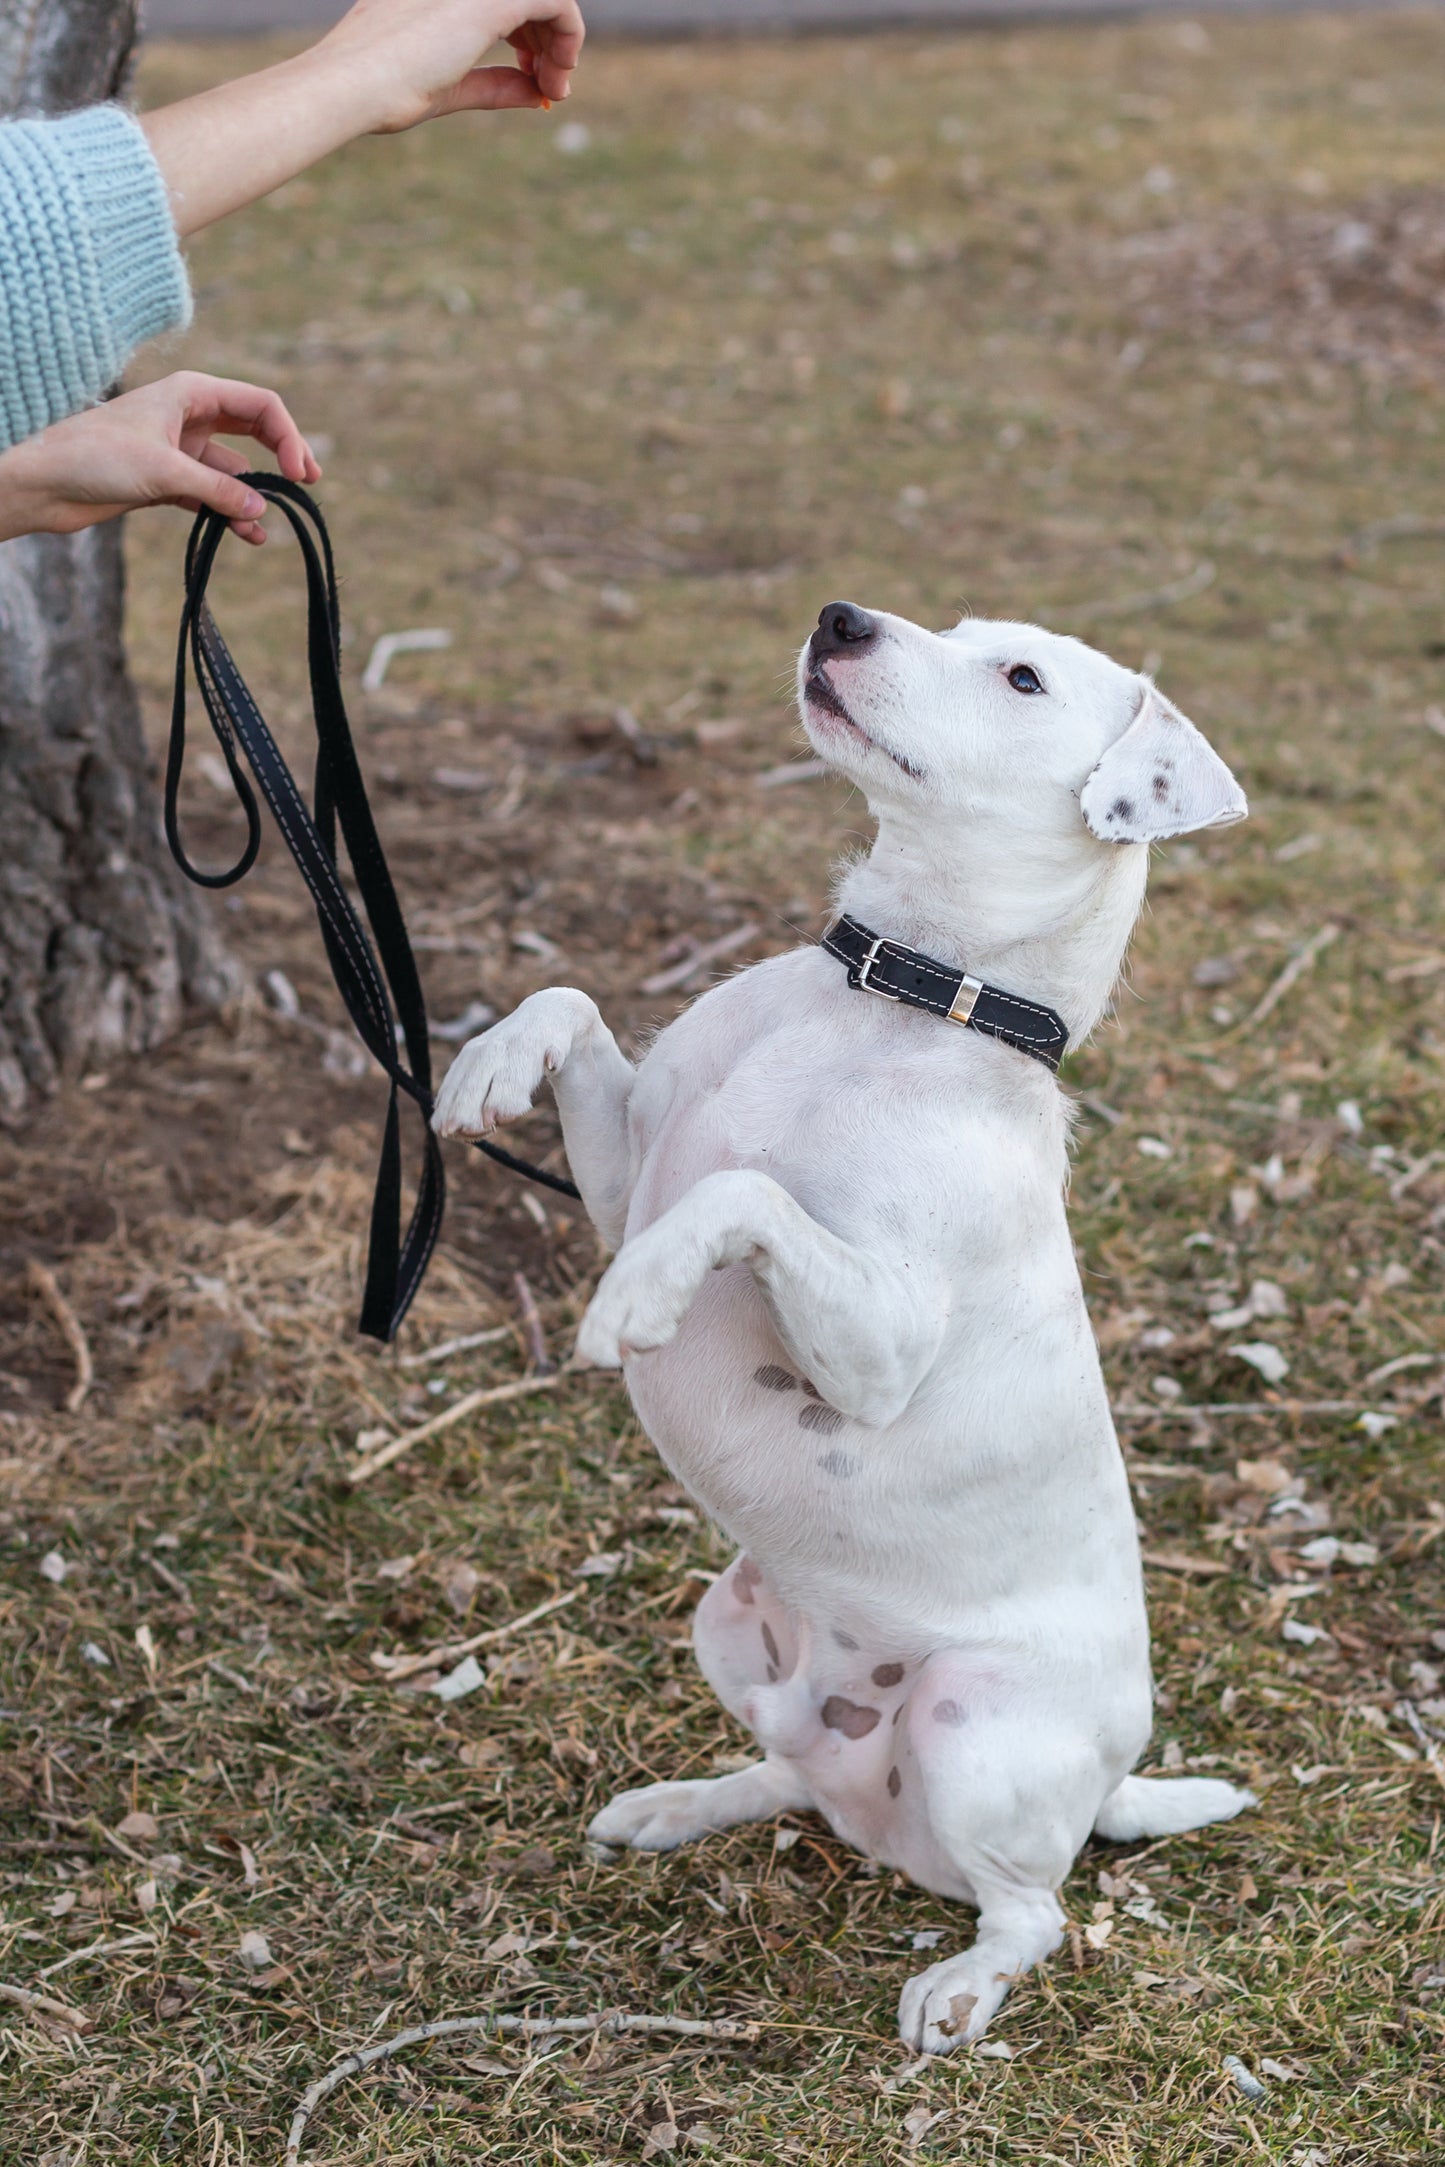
[376, 1554, 417, 1582]
[39, 1550, 68, 1585]
[439, 1559, 481, 1615]
[903, 2104, 947, 2147]
[508, 1844, 555, 1880]
[1229, 1341, 1290, 1385]
[115, 1810, 159, 1842]
[459, 1738, 506, 1770]
[1084, 1917, 1114, 1950]
[238, 1929, 272, 1971]
[482, 1929, 534, 1961]
[135, 1879, 158, 1915]
[431, 1654, 486, 1703]
[642, 2123, 679, 2157]
[1235, 1457, 1295, 1495]
[573, 1551, 624, 1579]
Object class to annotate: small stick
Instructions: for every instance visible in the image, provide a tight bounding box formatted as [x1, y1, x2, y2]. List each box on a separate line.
[397, 1326, 511, 1370]
[371, 1585, 580, 1682]
[1241, 922, 1339, 1028]
[285, 2010, 759, 2167]
[26, 1260, 93, 1413]
[348, 1374, 560, 1487]
[1068, 557, 1215, 625]
[0, 1981, 93, 2032]
[39, 1931, 156, 1979]
[1115, 1399, 1368, 1424]
[513, 1273, 554, 1376]
[641, 923, 761, 995]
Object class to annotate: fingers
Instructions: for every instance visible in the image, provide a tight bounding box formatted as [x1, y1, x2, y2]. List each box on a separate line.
[172, 374, 322, 484]
[508, 7, 585, 103]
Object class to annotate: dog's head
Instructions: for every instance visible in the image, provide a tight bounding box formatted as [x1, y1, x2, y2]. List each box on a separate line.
[797, 603, 1245, 853]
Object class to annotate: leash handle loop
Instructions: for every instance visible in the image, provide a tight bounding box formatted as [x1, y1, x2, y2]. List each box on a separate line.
[167, 474, 578, 1341]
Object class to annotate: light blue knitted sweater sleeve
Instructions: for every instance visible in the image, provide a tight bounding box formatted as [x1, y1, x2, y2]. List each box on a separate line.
[0, 104, 191, 450]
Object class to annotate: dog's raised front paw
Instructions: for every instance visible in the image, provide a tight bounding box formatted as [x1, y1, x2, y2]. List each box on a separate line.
[431, 990, 591, 1140]
[588, 1780, 718, 1852]
[897, 1953, 1005, 2055]
[575, 1243, 695, 1367]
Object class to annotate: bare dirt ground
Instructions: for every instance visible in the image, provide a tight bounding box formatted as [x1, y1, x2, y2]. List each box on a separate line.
[2, 16, 1443, 2164]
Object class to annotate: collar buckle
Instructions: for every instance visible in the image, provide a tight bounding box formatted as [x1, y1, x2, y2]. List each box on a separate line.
[854, 933, 901, 1000]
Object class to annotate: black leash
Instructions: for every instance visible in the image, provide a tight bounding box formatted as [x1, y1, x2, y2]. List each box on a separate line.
[165, 473, 577, 1343]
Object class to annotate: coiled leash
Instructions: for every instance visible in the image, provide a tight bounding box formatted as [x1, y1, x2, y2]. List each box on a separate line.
[165, 473, 578, 1342]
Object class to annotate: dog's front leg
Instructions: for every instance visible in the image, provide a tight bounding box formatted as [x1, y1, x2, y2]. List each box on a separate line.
[431, 988, 635, 1244]
[576, 1169, 945, 1425]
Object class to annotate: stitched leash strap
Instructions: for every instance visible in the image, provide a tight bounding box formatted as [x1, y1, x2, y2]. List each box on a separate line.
[166, 473, 578, 1343]
[822, 914, 1069, 1072]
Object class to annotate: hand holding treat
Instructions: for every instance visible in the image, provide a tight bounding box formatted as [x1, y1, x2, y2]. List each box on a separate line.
[141, 0, 586, 238]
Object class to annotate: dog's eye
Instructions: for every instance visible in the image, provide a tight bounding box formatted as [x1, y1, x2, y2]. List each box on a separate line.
[1006, 664, 1045, 695]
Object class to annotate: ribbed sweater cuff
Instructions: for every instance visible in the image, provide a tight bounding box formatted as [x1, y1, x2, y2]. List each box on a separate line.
[0, 105, 191, 449]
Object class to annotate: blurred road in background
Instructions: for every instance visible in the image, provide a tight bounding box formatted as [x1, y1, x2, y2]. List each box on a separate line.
[146, 0, 1406, 35]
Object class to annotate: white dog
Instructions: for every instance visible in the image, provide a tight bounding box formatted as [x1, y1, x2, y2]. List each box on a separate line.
[433, 601, 1256, 2052]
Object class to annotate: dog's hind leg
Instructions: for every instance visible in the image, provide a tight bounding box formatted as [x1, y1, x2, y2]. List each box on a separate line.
[432, 987, 636, 1243]
[588, 1755, 812, 1854]
[888, 1662, 1096, 2052]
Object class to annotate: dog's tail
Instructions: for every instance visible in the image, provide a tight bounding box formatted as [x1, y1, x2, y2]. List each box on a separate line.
[1093, 1773, 1256, 1842]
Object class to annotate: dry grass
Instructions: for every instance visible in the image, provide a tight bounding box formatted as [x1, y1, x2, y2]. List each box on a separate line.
[3, 13, 1445, 2162]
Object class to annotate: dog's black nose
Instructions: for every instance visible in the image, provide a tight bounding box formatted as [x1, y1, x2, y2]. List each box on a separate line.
[811, 600, 878, 660]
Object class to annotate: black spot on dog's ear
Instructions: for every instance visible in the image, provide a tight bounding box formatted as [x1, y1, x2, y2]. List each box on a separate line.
[872, 1661, 905, 1688]
[733, 1556, 763, 1605]
[1110, 797, 1134, 824]
[1152, 772, 1170, 802]
[799, 1404, 845, 1435]
[887, 1765, 902, 1799]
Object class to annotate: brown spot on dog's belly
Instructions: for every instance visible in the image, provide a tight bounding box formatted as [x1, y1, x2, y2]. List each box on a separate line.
[821, 1695, 881, 1739]
[761, 1621, 780, 1666]
[817, 1448, 855, 1478]
[799, 1403, 844, 1435]
[754, 1364, 796, 1392]
[872, 1662, 905, 1689]
[887, 1765, 902, 1798]
[932, 1698, 967, 1727]
[801, 1378, 822, 1400]
[733, 1556, 763, 1605]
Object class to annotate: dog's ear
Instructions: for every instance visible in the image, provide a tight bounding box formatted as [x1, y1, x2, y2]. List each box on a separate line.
[1080, 686, 1246, 845]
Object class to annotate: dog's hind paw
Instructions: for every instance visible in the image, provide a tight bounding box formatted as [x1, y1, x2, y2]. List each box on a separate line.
[897, 1954, 1003, 2055]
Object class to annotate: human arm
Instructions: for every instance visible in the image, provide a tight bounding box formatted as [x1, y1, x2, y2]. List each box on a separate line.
[0, 373, 320, 547]
[140, 0, 587, 239]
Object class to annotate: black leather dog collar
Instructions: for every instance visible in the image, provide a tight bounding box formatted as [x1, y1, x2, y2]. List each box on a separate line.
[822, 914, 1069, 1073]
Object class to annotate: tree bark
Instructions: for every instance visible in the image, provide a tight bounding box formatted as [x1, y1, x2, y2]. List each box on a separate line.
[0, 0, 238, 1122]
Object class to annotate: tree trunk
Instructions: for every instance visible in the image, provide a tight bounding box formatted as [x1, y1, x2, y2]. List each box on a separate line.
[0, 0, 238, 1122]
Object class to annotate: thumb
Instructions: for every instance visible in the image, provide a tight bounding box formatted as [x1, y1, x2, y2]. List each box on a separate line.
[165, 453, 266, 523]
